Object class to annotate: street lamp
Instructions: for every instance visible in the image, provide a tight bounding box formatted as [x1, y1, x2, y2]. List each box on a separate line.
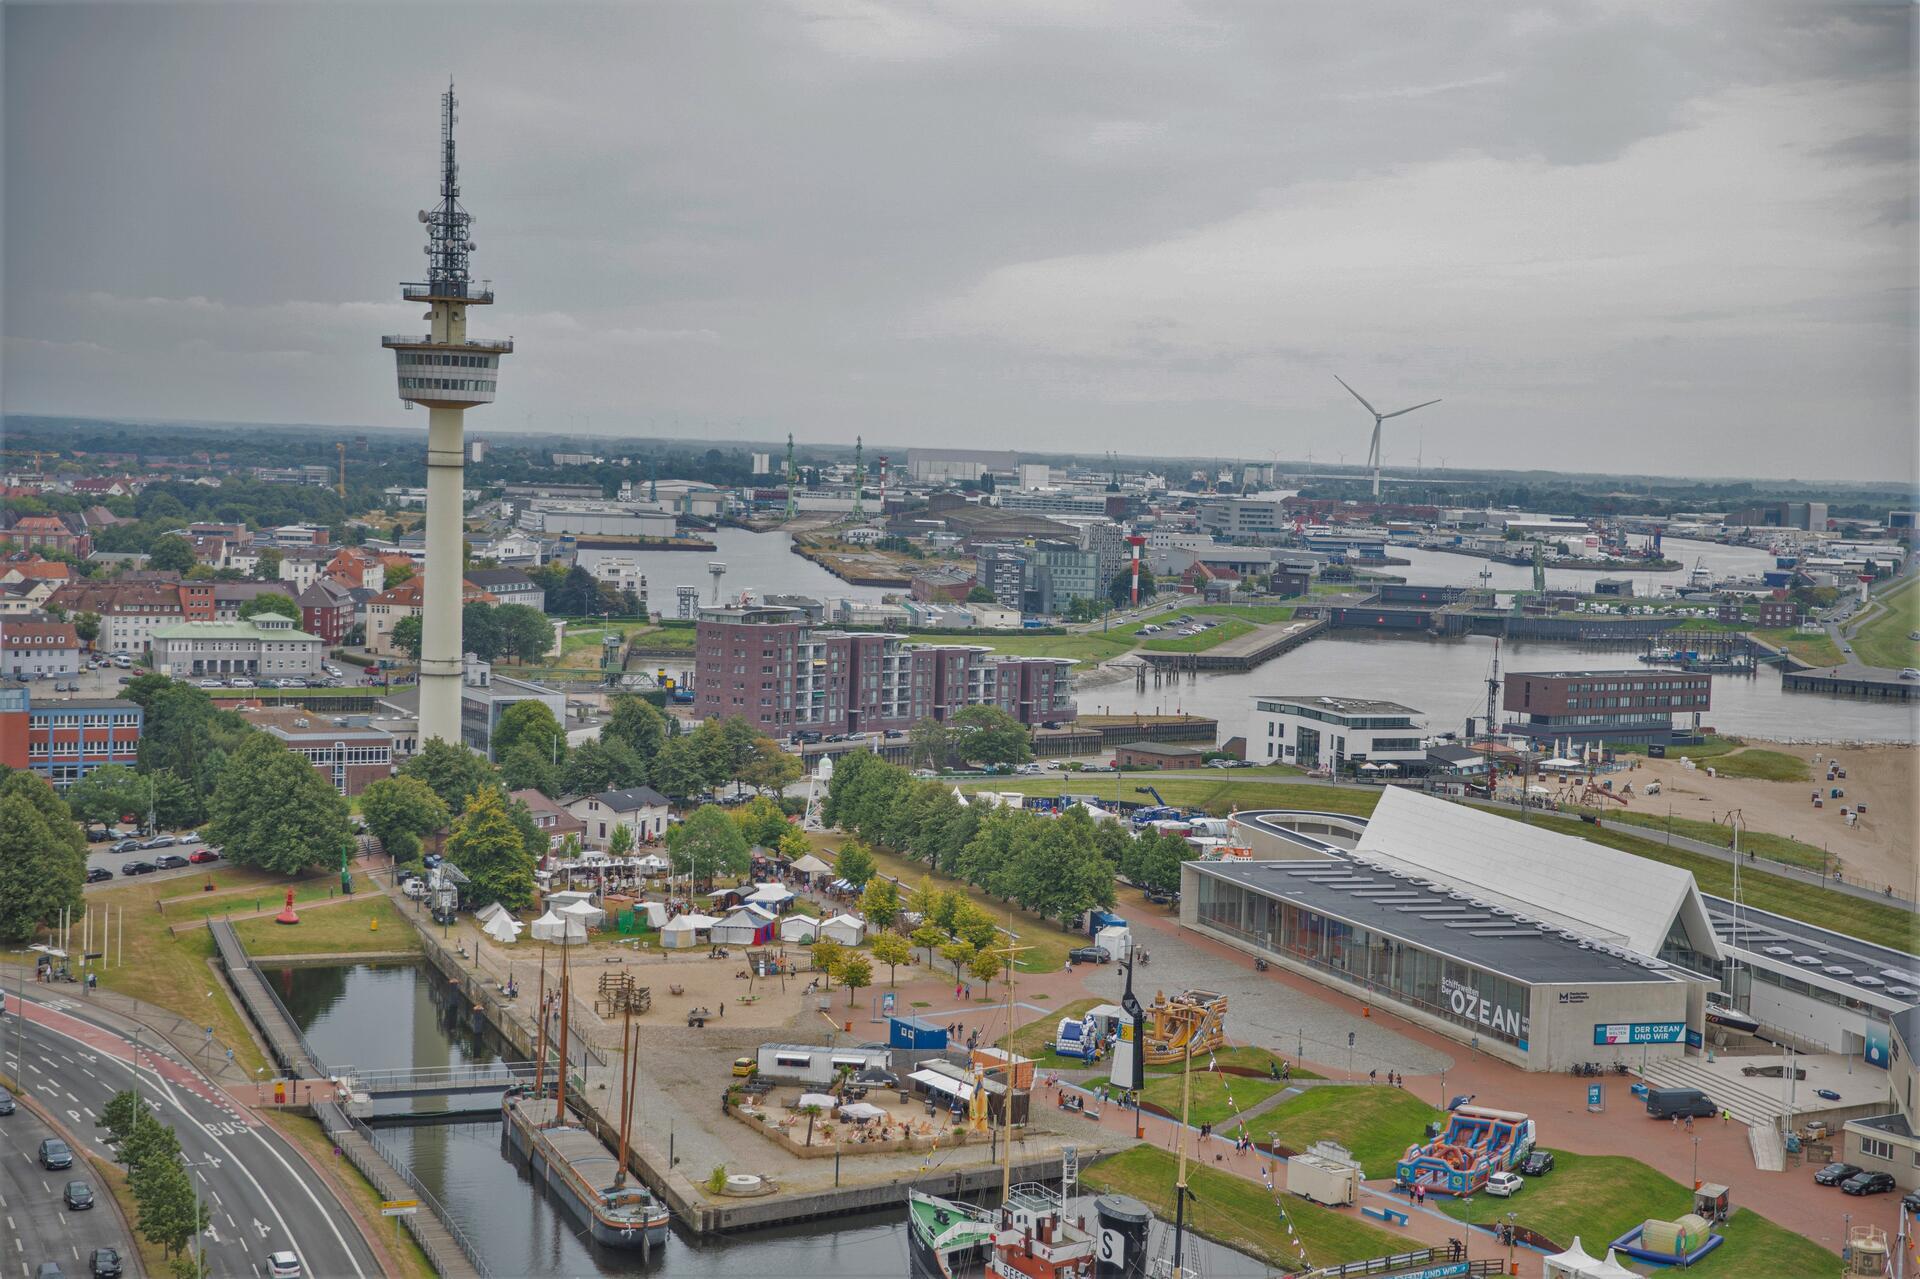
[1691, 1134, 1700, 1189]
[1505, 1210, 1517, 1270]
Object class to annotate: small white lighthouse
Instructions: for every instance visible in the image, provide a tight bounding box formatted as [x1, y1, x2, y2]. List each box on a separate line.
[382, 81, 513, 748]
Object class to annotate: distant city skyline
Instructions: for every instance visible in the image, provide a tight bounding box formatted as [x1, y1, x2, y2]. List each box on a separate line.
[4, 3, 1914, 483]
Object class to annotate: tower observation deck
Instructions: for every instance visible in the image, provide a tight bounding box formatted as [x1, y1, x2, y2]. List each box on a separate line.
[382, 82, 513, 748]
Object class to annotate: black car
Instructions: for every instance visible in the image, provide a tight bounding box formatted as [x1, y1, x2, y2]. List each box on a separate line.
[85, 867, 113, 884]
[1813, 1161, 1861, 1186]
[153, 854, 188, 870]
[63, 1180, 94, 1210]
[120, 860, 157, 876]
[1842, 1171, 1897, 1196]
[38, 1137, 73, 1169]
[85, 827, 112, 843]
[89, 1249, 123, 1279]
[1903, 1188, 1920, 1215]
[1067, 946, 1111, 964]
[1518, 1150, 1555, 1176]
[0, 1085, 15, 1115]
[110, 839, 141, 854]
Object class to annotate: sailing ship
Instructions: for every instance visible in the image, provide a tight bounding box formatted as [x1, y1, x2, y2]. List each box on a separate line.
[502, 935, 671, 1251]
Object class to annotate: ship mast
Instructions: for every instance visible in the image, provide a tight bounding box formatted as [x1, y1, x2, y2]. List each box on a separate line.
[994, 914, 1031, 1209]
[554, 933, 572, 1125]
[1171, 1030, 1194, 1278]
[533, 944, 549, 1099]
[614, 999, 636, 1187]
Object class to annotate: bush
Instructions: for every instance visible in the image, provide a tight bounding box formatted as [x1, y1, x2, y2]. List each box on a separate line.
[706, 1165, 729, 1194]
[330, 649, 377, 668]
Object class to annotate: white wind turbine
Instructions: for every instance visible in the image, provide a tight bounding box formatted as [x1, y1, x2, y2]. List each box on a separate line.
[1334, 375, 1441, 499]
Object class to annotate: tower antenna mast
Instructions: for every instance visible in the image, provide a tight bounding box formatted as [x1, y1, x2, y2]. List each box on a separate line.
[850, 436, 865, 520]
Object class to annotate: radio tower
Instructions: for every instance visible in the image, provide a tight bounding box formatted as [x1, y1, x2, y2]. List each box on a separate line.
[382, 81, 513, 747]
[783, 433, 798, 522]
[849, 436, 865, 520]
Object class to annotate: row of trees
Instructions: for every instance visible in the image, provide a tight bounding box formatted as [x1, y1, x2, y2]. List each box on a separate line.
[101, 1089, 212, 1275]
[493, 698, 800, 807]
[389, 601, 554, 666]
[904, 705, 1034, 772]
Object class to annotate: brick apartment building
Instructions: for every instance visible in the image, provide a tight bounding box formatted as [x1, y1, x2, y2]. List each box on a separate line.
[693, 604, 1075, 735]
[1503, 669, 1712, 747]
[238, 705, 394, 796]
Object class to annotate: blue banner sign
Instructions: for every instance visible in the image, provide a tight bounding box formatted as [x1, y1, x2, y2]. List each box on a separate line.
[1594, 1021, 1687, 1045]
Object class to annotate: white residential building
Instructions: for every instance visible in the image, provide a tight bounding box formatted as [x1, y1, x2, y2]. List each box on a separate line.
[149, 614, 325, 680]
[566, 786, 671, 849]
[1248, 694, 1427, 772]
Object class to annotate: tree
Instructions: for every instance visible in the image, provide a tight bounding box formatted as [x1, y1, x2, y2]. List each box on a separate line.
[604, 696, 669, 763]
[647, 735, 710, 802]
[840, 955, 872, 1007]
[910, 921, 945, 966]
[146, 535, 196, 574]
[100, 1088, 151, 1149]
[399, 739, 499, 815]
[205, 734, 351, 875]
[776, 825, 812, 860]
[357, 775, 449, 864]
[968, 946, 1003, 994]
[492, 699, 564, 763]
[607, 823, 635, 856]
[858, 877, 901, 929]
[391, 614, 423, 661]
[951, 901, 1000, 951]
[730, 795, 789, 849]
[834, 841, 875, 889]
[556, 737, 645, 797]
[495, 604, 555, 664]
[1109, 566, 1155, 608]
[238, 592, 299, 622]
[72, 611, 101, 646]
[0, 774, 85, 941]
[500, 740, 562, 797]
[252, 547, 284, 581]
[664, 804, 749, 890]
[907, 718, 953, 771]
[63, 763, 148, 826]
[949, 705, 1032, 767]
[938, 939, 976, 979]
[442, 786, 537, 911]
[811, 938, 845, 989]
[798, 1101, 825, 1147]
[871, 931, 911, 986]
[737, 737, 801, 797]
[384, 558, 413, 587]
[462, 600, 506, 662]
[965, 585, 996, 604]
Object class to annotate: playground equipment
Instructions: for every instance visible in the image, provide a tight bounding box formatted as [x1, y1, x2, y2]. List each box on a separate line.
[1140, 989, 1228, 1065]
[1394, 1104, 1535, 1196]
[1608, 1213, 1724, 1267]
[1053, 1013, 1107, 1062]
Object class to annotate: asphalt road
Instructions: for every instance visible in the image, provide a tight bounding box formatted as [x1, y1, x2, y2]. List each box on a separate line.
[2, 989, 380, 1279]
[1, 1089, 135, 1279]
[83, 837, 220, 892]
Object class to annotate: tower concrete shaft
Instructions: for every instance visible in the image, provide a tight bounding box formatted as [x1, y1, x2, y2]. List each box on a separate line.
[382, 81, 512, 748]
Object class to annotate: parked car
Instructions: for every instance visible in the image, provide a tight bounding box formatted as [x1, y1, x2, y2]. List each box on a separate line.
[35, 1264, 64, 1279]
[86, 867, 113, 884]
[1644, 1088, 1717, 1119]
[0, 1085, 15, 1115]
[1518, 1150, 1555, 1176]
[403, 878, 428, 900]
[110, 839, 141, 854]
[731, 1058, 757, 1078]
[140, 835, 176, 849]
[1842, 1171, 1897, 1196]
[1901, 1188, 1920, 1215]
[153, 854, 188, 870]
[1484, 1171, 1523, 1197]
[63, 1180, 94, 1211]
[1813, 1161, 1861, 1186]
[188, 849, 222, 865]
[229, 677, 255, 688]
[197, 679, 225, 689]
[86, 827, 112, 842]
[88, 1248, 123, 1279]
[176, 831, 202, 845]
[1068, 946, 1111, 964]
[266, 1251, 303, 1278]
[120, 861, 157, 876]
[38, 1137, 73, 1169]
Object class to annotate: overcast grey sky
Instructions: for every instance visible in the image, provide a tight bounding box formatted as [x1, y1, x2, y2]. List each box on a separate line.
[5, 2, 1914, 481]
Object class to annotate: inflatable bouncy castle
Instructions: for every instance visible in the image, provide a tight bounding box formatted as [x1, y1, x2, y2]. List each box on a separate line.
[1394, 1104, 1535, 1196]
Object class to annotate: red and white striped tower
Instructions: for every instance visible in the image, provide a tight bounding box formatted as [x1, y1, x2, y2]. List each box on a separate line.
[1126, 532, 1147, 606]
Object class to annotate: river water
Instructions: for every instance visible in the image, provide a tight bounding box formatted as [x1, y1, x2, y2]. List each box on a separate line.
[614, 527, 896, 611]
[280, 963, 1269, 1279]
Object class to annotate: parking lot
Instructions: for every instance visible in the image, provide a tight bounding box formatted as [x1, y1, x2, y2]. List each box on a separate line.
[84, 827, 222, 889]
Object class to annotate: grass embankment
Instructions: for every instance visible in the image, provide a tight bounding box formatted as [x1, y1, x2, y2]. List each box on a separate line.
[1259, 1087, 1442, 1178]
[1753, 628, 1846, 667]
[560, 619, 696, 662]
[921, 604, 1299, 669]
[813, 834, 1079, 973]
[1701, 748, 1809, 782]
[1850, 574, 1920, 671]
[266, 1112, 437, 1279]
[1602, 810, 1830, 871]
[1138, 1069, 1285, 1127]
[965, 778, 1382, 820]
[1435, 1151, 1835, 1277]
[1084, 1145, 1402, 1270]
[233, 894, 420, 956]
[1147, 1045, 1320, 1080]
[1514, 814, 1915, 950]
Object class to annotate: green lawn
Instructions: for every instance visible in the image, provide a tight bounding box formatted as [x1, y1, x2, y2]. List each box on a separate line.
[1604, 810, 1830, 871]
[1435, 1151, 1835, 1277]
[1611, 735, 1745, 759]
[1850, 574, 1920, 671]
[965, 777, 1383, 819]
[914, 605, 1298, 668]
[1514, 813, 1915, 950]
[1139, 1068, 1285, 1127]
[1706, 748, 1809, 782]
[232, 894, 420, 956]
[1083, 1145, 1405, 1270]
[1259, 1087, 1443, 1178]
[1146, 1045, 1321, 1081]
[1765, 629, 1846, 668]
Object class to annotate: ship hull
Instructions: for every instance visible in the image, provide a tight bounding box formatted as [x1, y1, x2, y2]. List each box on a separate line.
[907, 1189, 989, 1279]
[502, 1098, 670, 1251]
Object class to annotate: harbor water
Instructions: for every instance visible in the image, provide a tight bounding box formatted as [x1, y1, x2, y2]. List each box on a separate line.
[280, 962, 1269, 1279]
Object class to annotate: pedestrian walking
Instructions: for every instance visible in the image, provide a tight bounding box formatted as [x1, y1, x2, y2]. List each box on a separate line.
[1369, 1069, 1377, 1085]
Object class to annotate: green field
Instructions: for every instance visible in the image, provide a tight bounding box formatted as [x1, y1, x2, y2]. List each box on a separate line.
[915, 605, 1297, 668]
[1083, 1145, 1404, 1270]
[1850, 575, 1920, 671]
[1435, 1151, 1835, 1277]
[1146, 1045, 1320, 1081]
[1602, 809, 1829, 870]
[1258, 1086, 1442, 1178]
[233, 894, 420, 956]
[1704, 748, 1809, 782]
[1139, 1067, 1285, 1127]
[965, 777, 1381, 819]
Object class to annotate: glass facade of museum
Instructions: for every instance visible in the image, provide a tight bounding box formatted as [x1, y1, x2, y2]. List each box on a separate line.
[1193, 872, 1534, 1049]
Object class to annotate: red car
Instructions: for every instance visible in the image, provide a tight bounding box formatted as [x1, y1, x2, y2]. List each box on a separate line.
[188, 849, 222, 864]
